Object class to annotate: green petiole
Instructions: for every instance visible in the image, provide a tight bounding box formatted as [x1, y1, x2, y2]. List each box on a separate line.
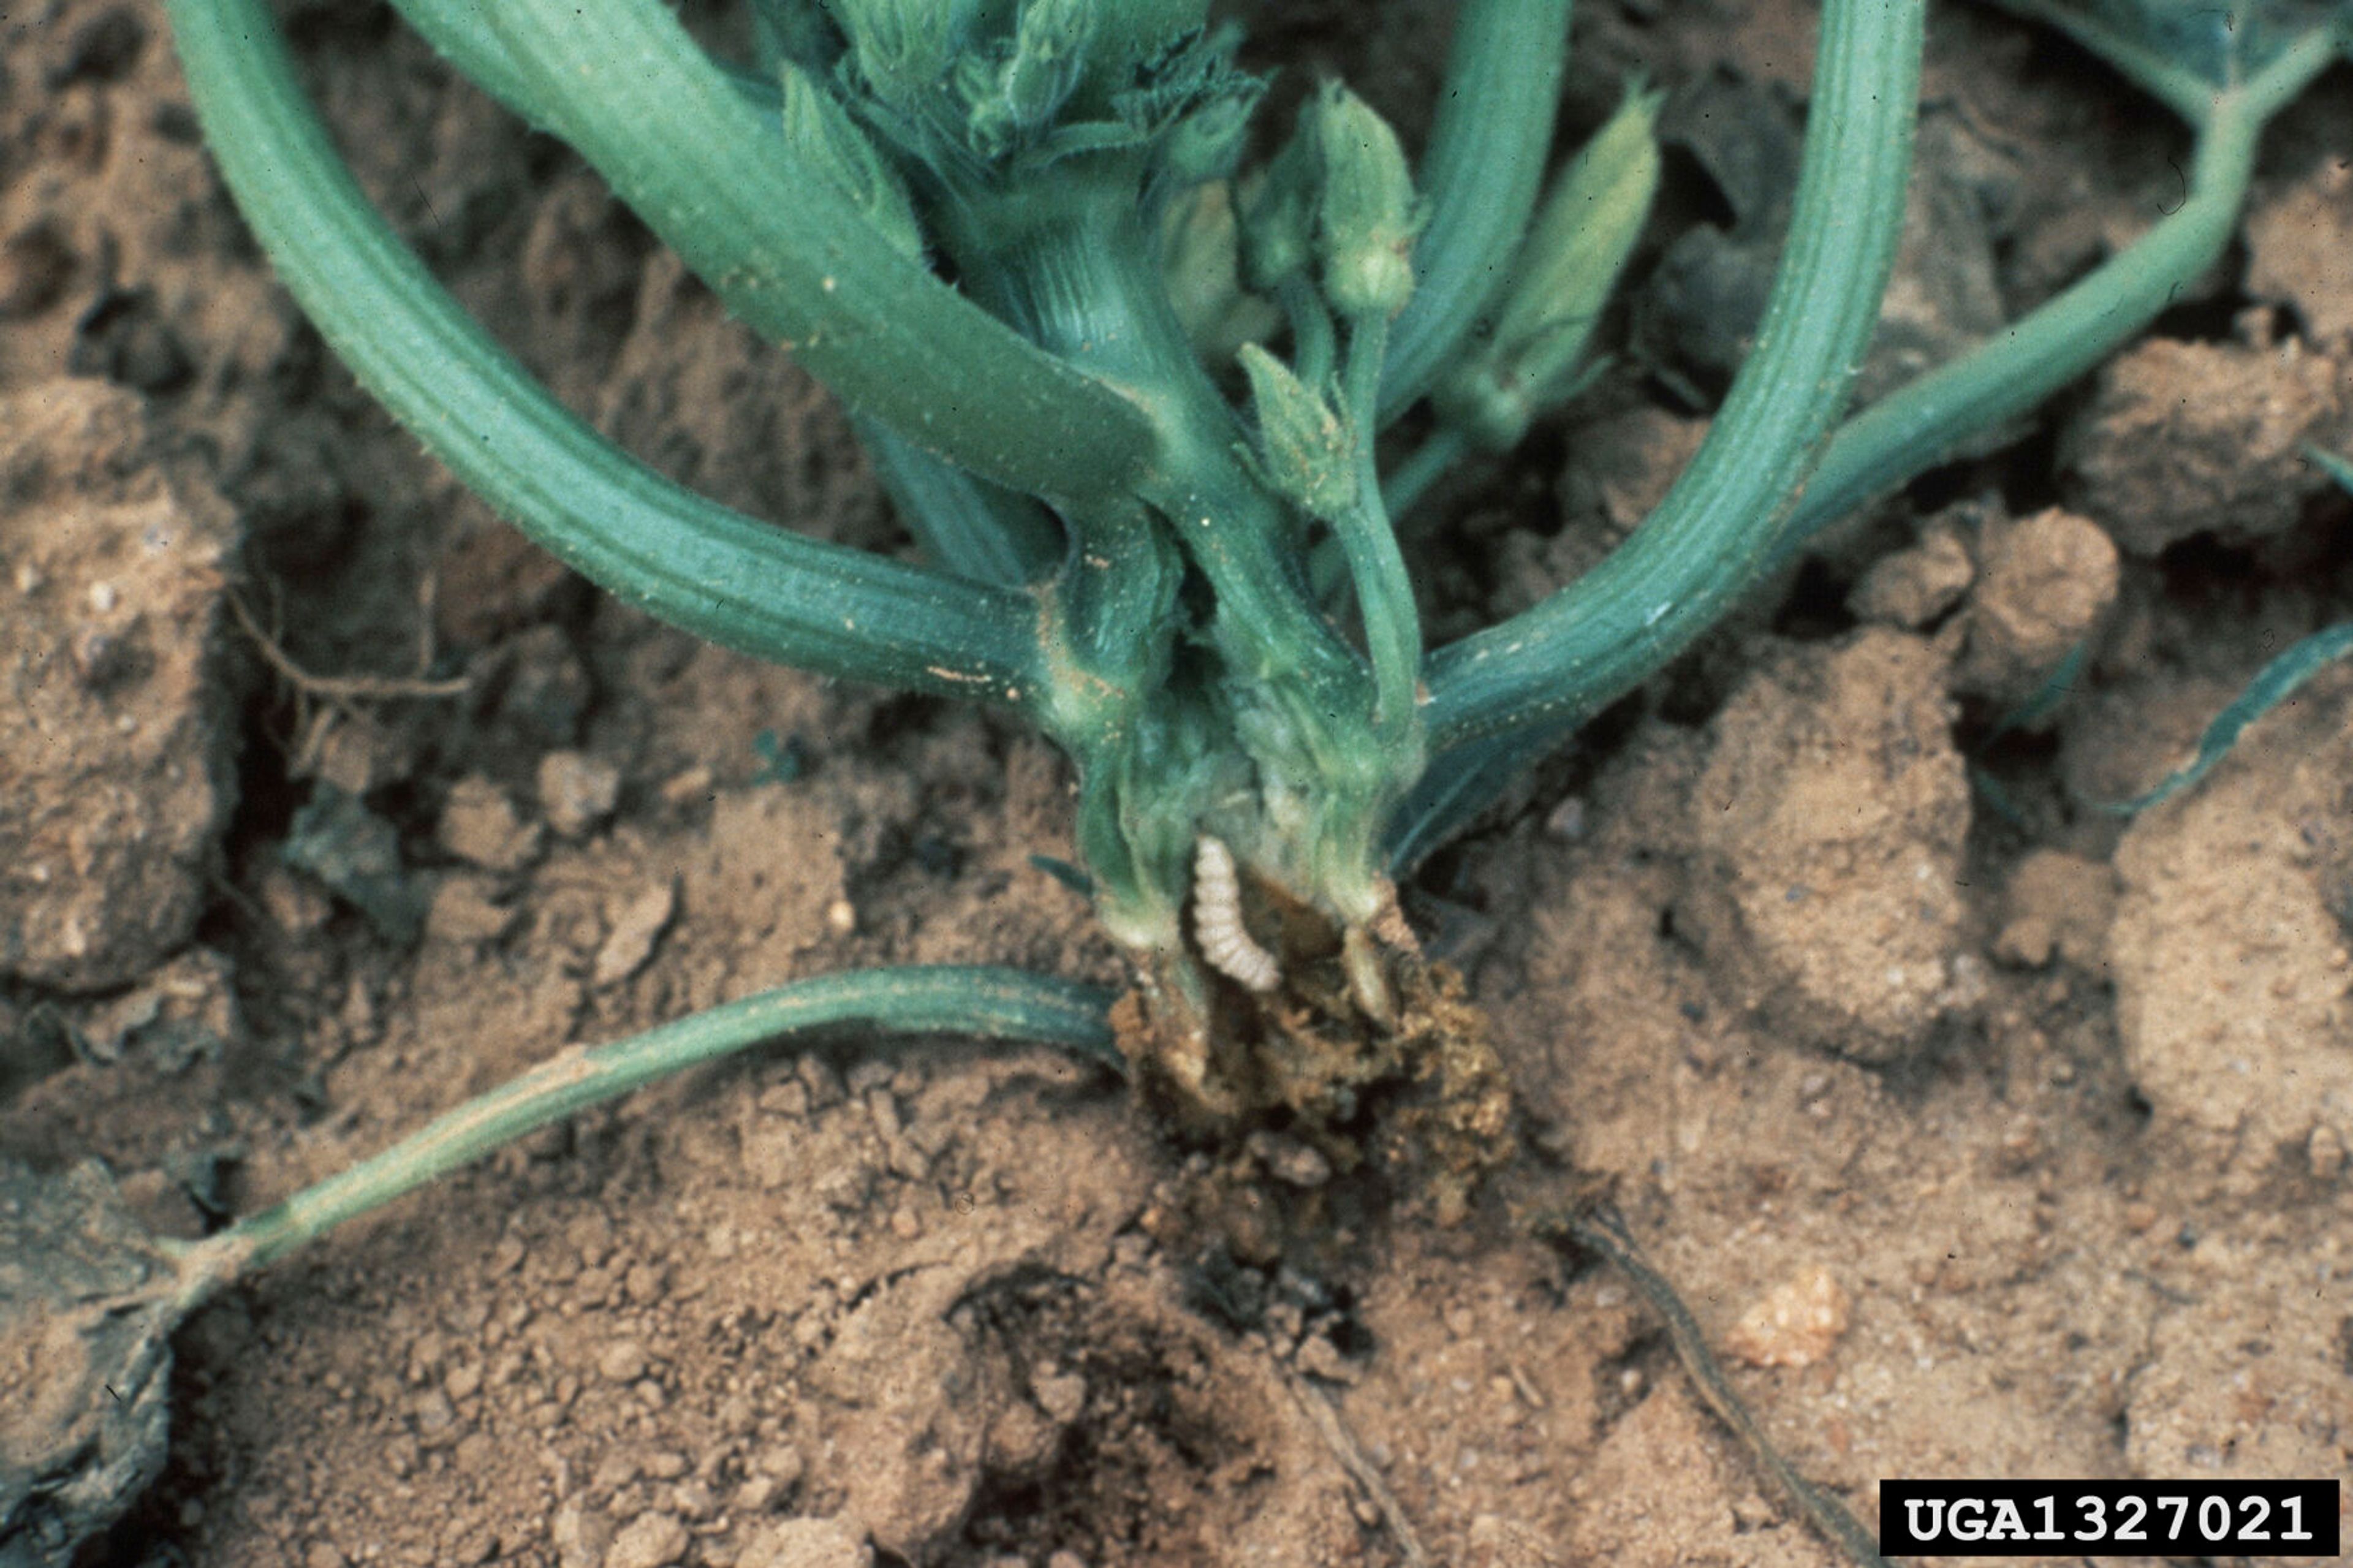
[167, 967, 1118, 1295]
[167, 0, 1055, 710]
[1419, 0, 1927, 752]
[1776, 20, 2347, 560]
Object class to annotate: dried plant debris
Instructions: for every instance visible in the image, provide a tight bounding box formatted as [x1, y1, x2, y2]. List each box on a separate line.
[0, 1160, 186, 1565]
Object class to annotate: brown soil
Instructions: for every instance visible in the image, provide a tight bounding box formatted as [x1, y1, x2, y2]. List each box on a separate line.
[4, 1, 2352, 1566]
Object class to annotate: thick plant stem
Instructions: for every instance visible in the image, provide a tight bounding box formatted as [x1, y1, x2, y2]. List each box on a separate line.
[954, 189, 1366, 723]
[169, 968, 1118, 1299]
[393, 0, 1158, 515]
[857, 417, 1064, 589]
[1280, 278, 1339, 394]
[369, 4, 784, 129]
[1380, 0, 1576, 422]
[1419, 0, 1926, 751]
[1335, 316, 1423, 746]
[167, 0, 1051, 708]
[1777, 27, 2344, 555]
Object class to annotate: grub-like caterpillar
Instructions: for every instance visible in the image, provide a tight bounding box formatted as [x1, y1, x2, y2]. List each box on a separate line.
[1192, 836, 1281, 992]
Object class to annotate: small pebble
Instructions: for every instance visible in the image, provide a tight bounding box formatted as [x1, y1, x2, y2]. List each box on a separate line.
[1294, 1333, 1360, 1385]
[539, 749, 623, 837]
[605, 1511, 689, 1568]
[597, 1339, 650, 1384]
[1847, 524, 1973, 628]
[438, 775, 542, 873]
[591, 1452, 641, 1494]
[426, 874, 516, 947]
[659, 764, 714, 806]
[737, 1515, 872, 1568]
[551, 1501, 612, 1568]
[1030, 1368, 1088, 1424]
[594, 879, 676, 987]
[1722, 1265, 1852, 1368]
[625, 1261, 669, 1306]
[1246, 1129, 1332, 1188]
[2309, 1124, 2346, 1181]
[412, 1388, 456, 1434]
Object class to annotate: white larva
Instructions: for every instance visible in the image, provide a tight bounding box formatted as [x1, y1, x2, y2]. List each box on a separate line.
[1192, 835, 1281, 993]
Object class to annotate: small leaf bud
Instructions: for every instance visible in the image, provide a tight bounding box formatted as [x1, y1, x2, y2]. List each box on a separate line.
[1436, 81, 1661, 449]
[1238, 343, 1356, 520]
[1161, 86, 1259, 187]
[1309, 83, 1420, 319]
[1001, 0, 1094, 131]
[830, 0, 972, 97]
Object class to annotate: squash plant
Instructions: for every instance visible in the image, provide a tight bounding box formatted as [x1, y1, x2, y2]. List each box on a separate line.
[158, 0, 2349, 1158]
[6, 0, 2348, 1556]
[162, 0, 1928, 1173]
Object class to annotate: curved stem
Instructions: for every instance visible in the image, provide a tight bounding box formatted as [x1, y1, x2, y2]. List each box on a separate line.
[1396, 13, 2343, 858]
[1383, 719, 1563, 873]
[858, 416, 1065, 589]
[1308, 421, 1472, 604]
[391, 0, 1158, 515]
[166, 0, 1051, 709]
[394, 4, 786, 129]
[1972, 0, 2216, 123]
[1419, 0, 1926, 752]
[1279, 276, 1338, 393]
[1336, 316, 1423, 745]
[172, 968, 1118, 1292]
[1379, 0, 1576, 422]
[1775, 28, 2344, 559]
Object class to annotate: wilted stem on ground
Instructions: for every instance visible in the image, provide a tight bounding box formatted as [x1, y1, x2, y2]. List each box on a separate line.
[165, 968, 1117, 1300]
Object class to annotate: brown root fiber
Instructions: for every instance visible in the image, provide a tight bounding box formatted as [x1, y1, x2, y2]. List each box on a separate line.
[1116, 896, 1518, 1224]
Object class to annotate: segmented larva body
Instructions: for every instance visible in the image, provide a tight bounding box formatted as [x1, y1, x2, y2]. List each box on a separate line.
[1192, 836, 1281, 993]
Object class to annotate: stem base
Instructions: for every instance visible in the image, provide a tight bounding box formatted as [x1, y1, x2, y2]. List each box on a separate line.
[1117, 898, 1515, 1223]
